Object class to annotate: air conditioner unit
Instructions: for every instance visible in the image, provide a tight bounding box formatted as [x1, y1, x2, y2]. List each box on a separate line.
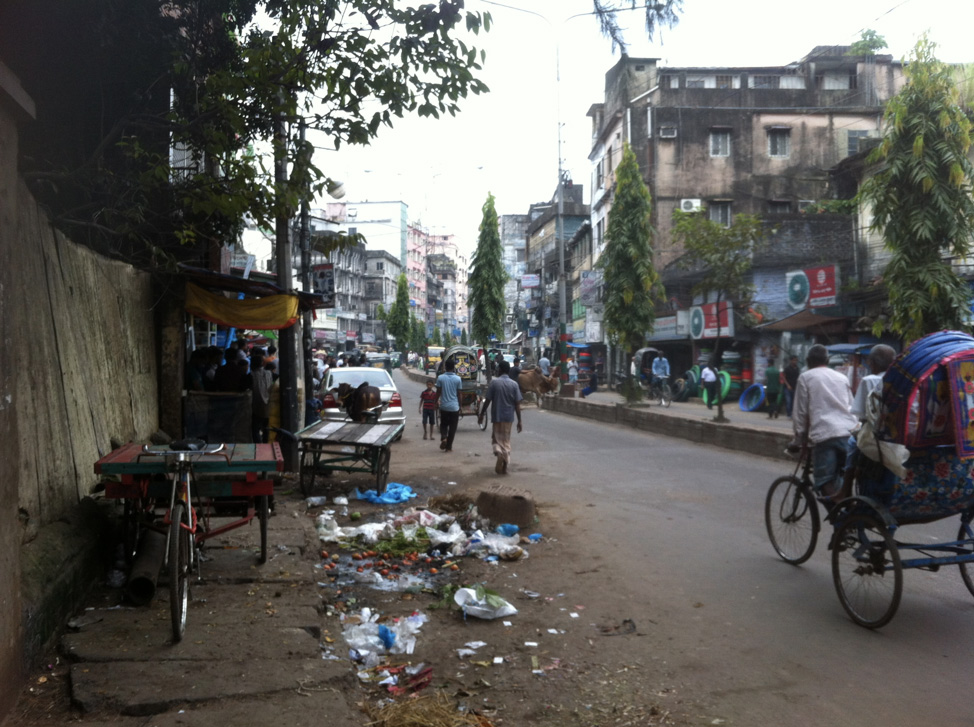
[680, 199, 702, 212]
[659, 127, 678, 139]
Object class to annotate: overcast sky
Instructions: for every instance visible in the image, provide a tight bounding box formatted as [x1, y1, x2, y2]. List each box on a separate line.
[316, 0, 974, 256]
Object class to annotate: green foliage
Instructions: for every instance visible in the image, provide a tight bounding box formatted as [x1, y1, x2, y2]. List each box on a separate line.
[26, 1, 491, 264]
[408, 314, 426, 353]
[468, 194, 508, 354]
[848, 29, 887, 56]
[598, 144, 664, 359]
[800, 199, 857, 215]
[386, 274, 411, 346]
[460, 328, 468, 346]
[592, 0, 682, 52]
[432, 327, 442, 346]
[860, 37, 974, 341]
[375, 303, 386, 321]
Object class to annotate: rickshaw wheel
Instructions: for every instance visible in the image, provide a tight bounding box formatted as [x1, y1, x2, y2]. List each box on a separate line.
[957, 521, 974, 598]
[375, 448, 391, 495]
[478, 400, 488, 430]
[765, 476, 819, 565]
[257, 495, 269, 565]
[168, 502, 191, 643]
[832, 513, 902, 628]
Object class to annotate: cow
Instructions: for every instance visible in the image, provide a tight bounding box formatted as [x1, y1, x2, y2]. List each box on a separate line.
[336, 381, 383, 422]
[517, 365, 560, 405]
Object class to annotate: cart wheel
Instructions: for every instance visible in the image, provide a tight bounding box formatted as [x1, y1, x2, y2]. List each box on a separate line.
[168, 502, 191, 643]
[257, 495, 269, 565]
[957, 520, 974, 598]
[765, 475, 819, 565]
[122, 499, 143, 564]
[299, 450, 314, 497]
[832, 513, 902, 628]
[375, 448, 391, 495]
[478, 405, 488, 431]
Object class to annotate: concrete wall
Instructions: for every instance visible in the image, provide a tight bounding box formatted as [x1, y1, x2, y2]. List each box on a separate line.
[0, 69, 158, 719]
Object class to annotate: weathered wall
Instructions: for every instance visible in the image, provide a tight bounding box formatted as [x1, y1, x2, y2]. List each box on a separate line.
[0, 90, 158, 719]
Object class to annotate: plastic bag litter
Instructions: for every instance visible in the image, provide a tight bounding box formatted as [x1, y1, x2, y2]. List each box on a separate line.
[461, 529, 527, 560]
[427, 521, 466, 548]
[342, 608, 428, 664]
[393, 508, 449, 529]
[355, 482, 417, 504]
[454, 587, 518, 620]
[316, 515, 342, 542]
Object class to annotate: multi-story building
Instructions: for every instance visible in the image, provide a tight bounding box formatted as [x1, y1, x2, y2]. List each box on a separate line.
[586, 47, 906, 377]
[362, 250, 402, 347]
[344, 200, 409, 268]
[406, 222, 429, 324]
[500, 213, 530, 342]
[427, 253, 458, 341]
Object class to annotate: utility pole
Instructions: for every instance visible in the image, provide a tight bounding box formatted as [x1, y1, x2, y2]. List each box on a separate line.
[275, 110, 299, 470]
[299, 121, 314, 407]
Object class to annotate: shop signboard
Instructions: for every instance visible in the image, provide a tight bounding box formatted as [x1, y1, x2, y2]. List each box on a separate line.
[689, 302, 734, 339]
[786, 264, 838, 309]
[345, 330, 358, 341]
[521, 274, 540, 289]
[580, 270, 602, 306]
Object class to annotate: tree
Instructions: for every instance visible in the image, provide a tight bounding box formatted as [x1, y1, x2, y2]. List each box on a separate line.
[672, 210, 765, 423]
[460, 328, 468, 346]
[432, 327, 442, 346]
[386, 273, 411, 348]
[468, 193, 507, 380]
[848, 29, 887, 56]
[592, 1, 682, 52]
[18, 1, 491, 264]
[860, 37, 974, 342]
[598, 144, 664, 402]
[410, 314, 426, 354]
[375, 304, 386, 321]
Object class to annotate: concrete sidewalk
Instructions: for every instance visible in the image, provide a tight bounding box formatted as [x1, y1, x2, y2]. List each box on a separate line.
[402, 367, 795, 461]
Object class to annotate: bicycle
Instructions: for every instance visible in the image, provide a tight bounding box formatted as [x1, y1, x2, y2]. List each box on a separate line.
[144, 439, 226, 643]
[764, 445, 822, 565]
[648, 375, 672, 407]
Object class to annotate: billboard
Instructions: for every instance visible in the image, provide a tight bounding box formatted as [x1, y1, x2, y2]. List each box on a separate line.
[786, 264, 838, 309]
[689, 302, 734, 339]
[580, 270, 602, 306]
[521, 274, 540, 289]
[311, 263, 336, 307]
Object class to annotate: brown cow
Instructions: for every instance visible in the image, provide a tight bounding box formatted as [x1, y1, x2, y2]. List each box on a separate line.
[517, 365, 560, 405]
[336, 382, 383, 422]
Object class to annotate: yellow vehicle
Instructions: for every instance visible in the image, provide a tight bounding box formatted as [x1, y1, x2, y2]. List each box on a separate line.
[426, 346, 445, 375]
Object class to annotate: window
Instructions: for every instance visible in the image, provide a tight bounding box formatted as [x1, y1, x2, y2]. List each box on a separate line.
[686, 79, 706, 89]
[348, 226, 357, 235]
[716, 75, 733, 89]
[848, 130, 870, 156]
[709, 202, 732, 227]
[665, 75, 679, 89]
[376, 261, 383, 271]
[768, 128, 791, 158]
[751, 75, 780, 89]
[768, 200, 792, 215]
[710, 129, 731, 157]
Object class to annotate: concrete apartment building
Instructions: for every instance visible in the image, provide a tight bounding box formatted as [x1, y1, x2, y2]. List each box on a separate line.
[586, 46, 906, 374]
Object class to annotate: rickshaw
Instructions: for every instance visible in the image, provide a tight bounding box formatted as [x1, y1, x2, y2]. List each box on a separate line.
[766, 330, 974, 628]
[437, 344, 488, 431]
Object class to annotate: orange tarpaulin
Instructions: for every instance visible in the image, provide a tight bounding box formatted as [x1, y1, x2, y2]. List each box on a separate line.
[185, 282, 299, 330]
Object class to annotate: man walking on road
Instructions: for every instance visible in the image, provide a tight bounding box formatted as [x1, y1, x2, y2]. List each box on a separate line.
[435, 359, 462, 452]
[478, 360, 523, 474]
[783, 355, 801, 417]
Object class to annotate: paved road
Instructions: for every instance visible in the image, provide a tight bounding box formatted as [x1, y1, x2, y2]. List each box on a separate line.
[398, 371, 974, 726]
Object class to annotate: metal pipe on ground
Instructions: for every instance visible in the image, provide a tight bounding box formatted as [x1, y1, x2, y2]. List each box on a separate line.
[126, 529, 167, 606]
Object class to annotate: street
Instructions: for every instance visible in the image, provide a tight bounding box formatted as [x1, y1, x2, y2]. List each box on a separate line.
[7, 370, 974, 727]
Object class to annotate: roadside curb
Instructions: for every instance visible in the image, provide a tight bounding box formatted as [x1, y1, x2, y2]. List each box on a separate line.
[400, 366, 791, 461]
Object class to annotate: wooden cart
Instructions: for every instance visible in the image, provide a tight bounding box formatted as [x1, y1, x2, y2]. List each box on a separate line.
[296, 419, 405, 496]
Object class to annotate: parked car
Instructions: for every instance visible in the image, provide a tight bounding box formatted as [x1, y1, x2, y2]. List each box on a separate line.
[318, 367, 405, 429]
[365, 352, 393, 372]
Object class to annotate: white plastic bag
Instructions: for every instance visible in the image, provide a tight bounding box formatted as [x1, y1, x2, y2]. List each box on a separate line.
[454, 587, 518, 620]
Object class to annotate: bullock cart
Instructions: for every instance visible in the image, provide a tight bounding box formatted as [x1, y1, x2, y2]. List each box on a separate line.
[296, 419, 405, 496]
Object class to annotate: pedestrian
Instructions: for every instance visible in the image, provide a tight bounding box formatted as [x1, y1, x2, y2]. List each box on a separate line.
[510, 356, 521, 382]
[538, 352, 550, 376]
[580, 369, 599, 398]
[567, 357, 579, 384]
[419, 379, 438, 441]
[651, 352, 670, 387]
[434, 358, 463, 452]
[765, 358, 782, 418]
[250, 355, 273, 443]
[701, 360, 719, 409]
[478, 360, 523, 474]
[783, 355, 801, 417]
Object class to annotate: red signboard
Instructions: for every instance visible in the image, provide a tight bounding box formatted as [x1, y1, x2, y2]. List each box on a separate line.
[806, 265, 837, 307]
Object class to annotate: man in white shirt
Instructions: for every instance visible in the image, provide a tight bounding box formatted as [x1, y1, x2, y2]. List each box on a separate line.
[793, 344, 858, 497]
[538, 354, 550, 376]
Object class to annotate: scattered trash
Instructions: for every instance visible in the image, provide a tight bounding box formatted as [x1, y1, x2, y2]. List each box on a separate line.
[363, 690, 494, 727]
[447, 481, 457, 485]
[599, 618, 637, 636]
[454, 586, 518, 620]
[528, 533, 543, 542]
[495, 523, 519, 536]
[305, 496, 330, 507]
[342, 607, 428, 666]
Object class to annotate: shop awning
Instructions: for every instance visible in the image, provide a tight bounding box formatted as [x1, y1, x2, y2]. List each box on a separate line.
[185, 282, 299, 330]
[566, 342, 589, 348]
[178, 264, 330, 312]
[504, 332, 524, 345]
[755, 309, 848, 332]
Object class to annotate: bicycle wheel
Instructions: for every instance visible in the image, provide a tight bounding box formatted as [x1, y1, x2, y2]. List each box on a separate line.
[257, 495, 269, 565]
[957, 521, 974, 598]
[660, 382, 672, 408]
[168, 501, 191, 642]
[765, 476, 819, 564]
[832, 513, 903, 628]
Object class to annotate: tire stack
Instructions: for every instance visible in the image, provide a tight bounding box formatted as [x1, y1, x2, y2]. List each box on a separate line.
[723, 351, 743, 402]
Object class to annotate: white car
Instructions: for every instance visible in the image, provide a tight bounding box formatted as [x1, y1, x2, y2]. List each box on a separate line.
[318, 367, 405, 428]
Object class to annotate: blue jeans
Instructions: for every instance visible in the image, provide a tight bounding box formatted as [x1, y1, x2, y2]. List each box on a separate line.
[813, 436, 852, 492]
[784, 387, 795, 417]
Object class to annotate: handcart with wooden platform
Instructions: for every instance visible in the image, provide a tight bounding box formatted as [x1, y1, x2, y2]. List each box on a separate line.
[296, 419, 406, 496]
